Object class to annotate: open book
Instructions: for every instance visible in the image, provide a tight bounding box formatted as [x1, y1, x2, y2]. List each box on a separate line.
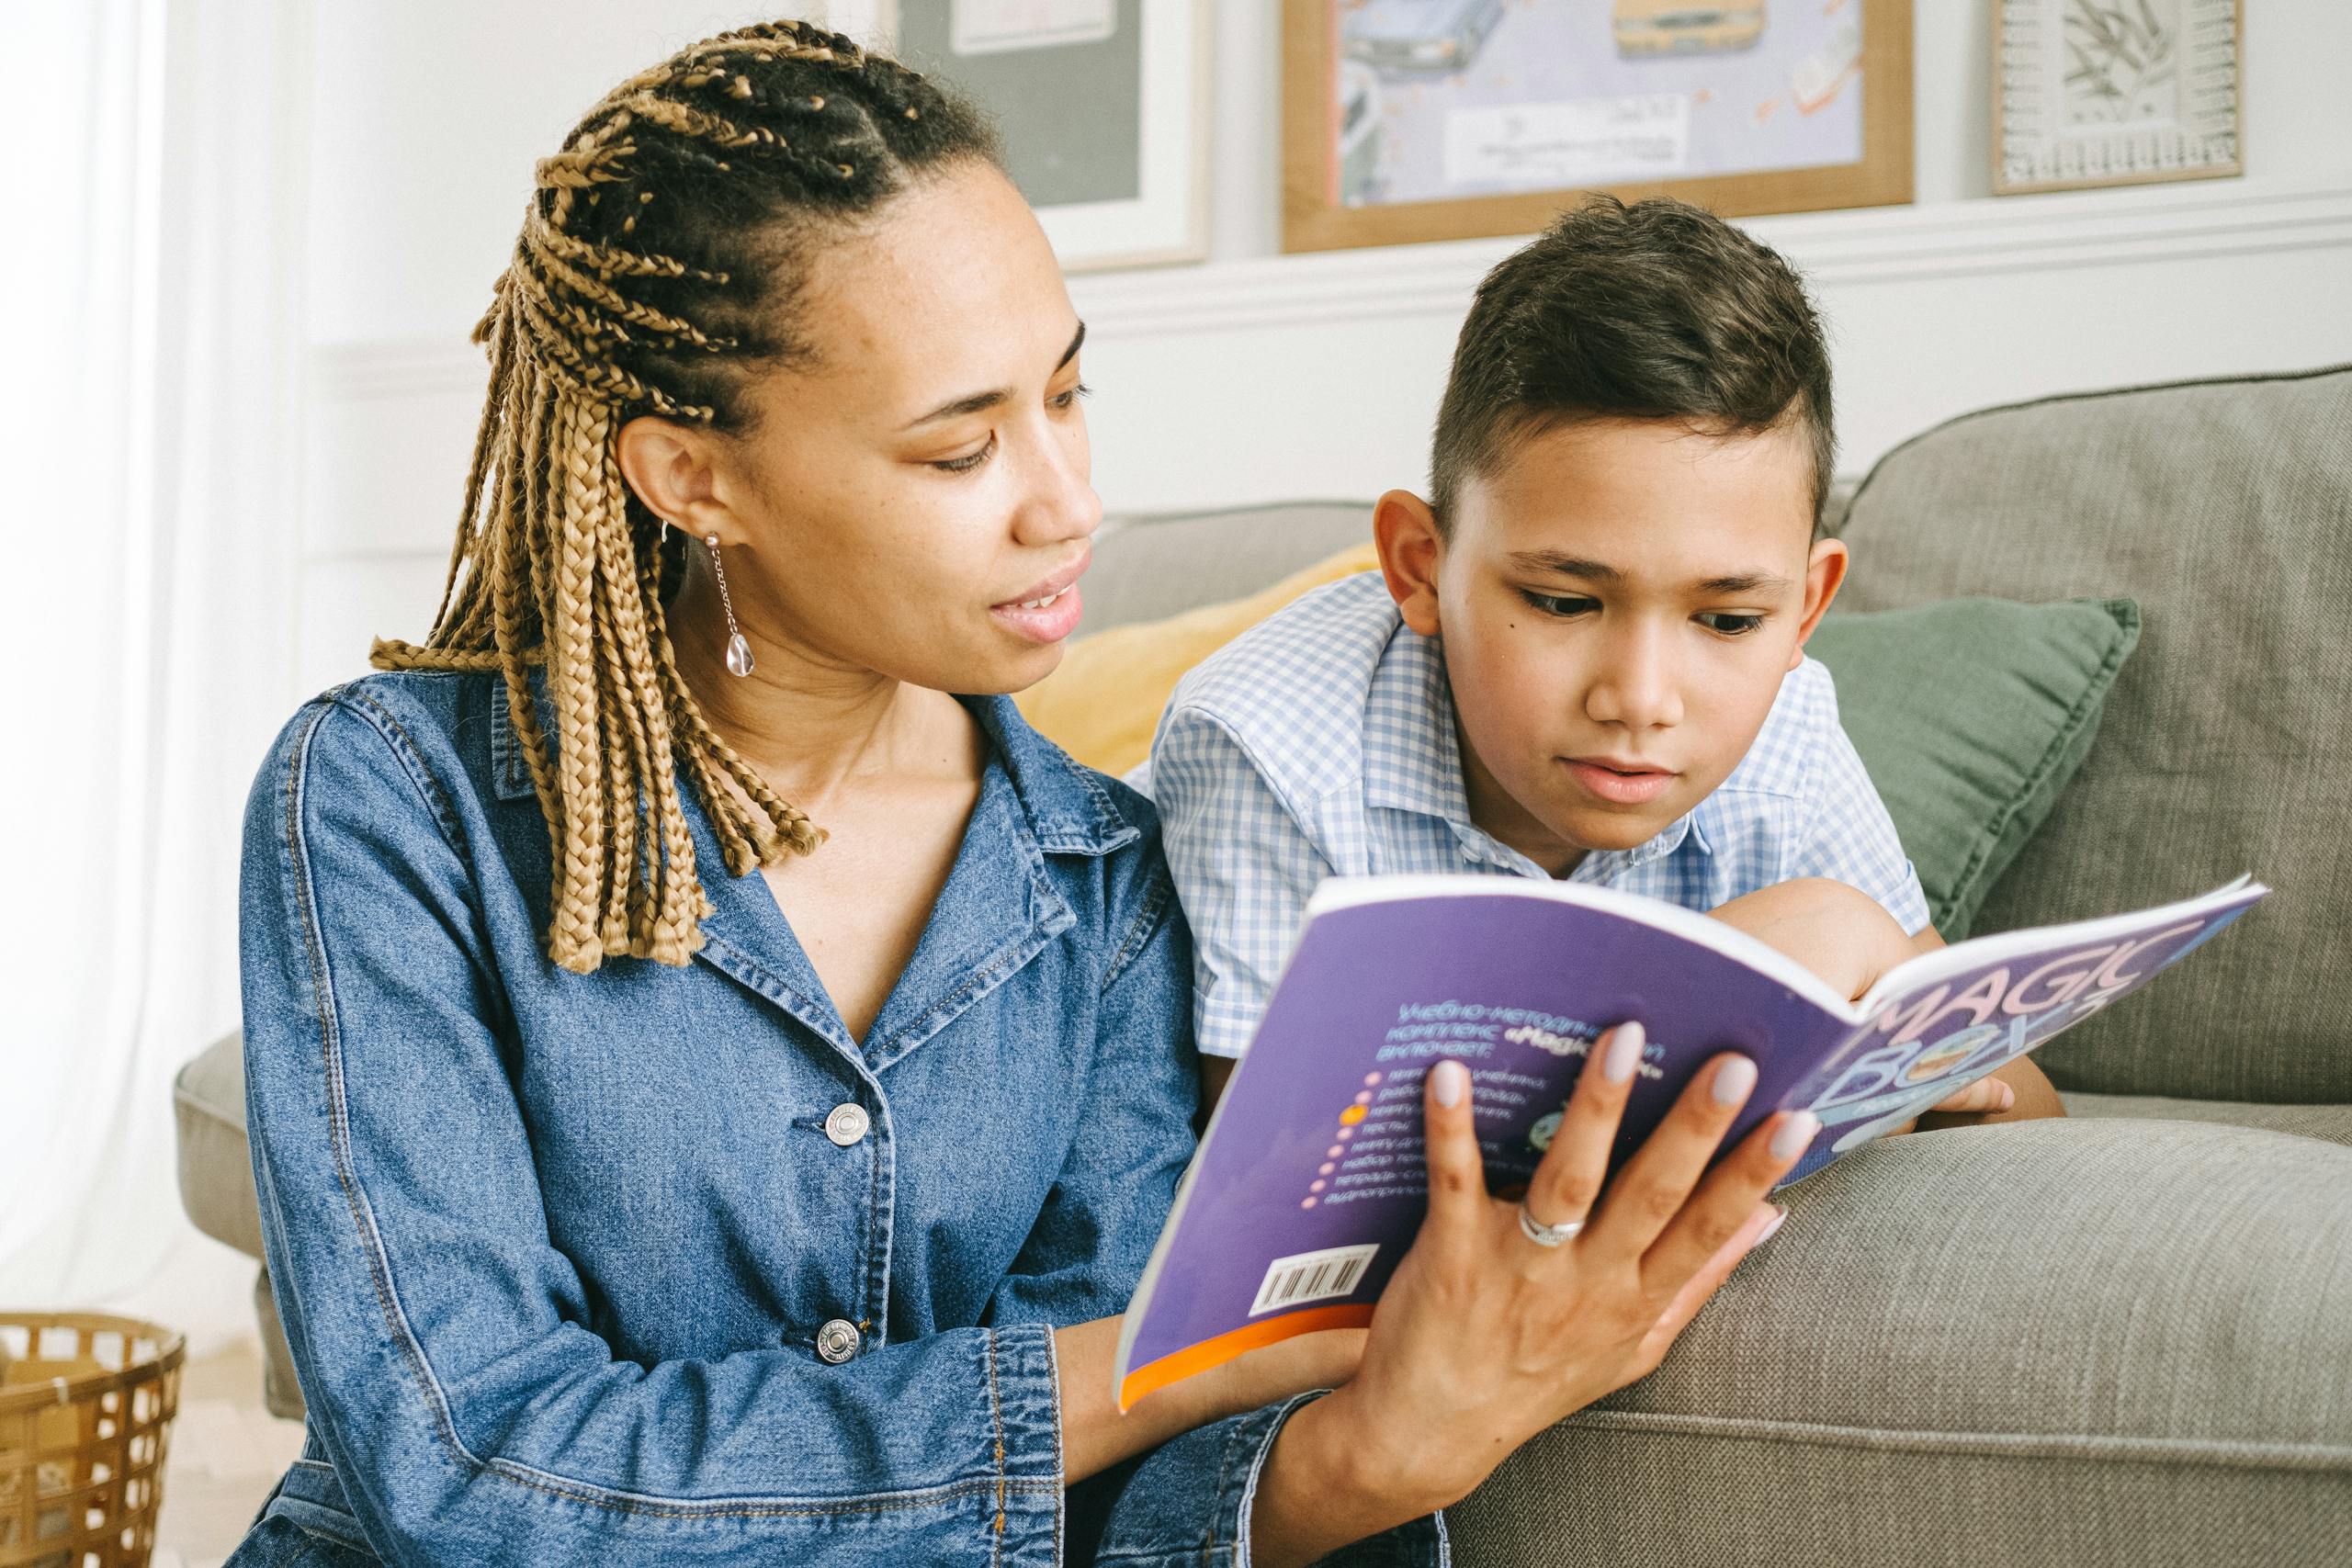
[1115, 874, 2266, 1409]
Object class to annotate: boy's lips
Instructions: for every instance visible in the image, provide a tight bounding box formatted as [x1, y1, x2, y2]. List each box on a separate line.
[1562, 757, 1678, 806]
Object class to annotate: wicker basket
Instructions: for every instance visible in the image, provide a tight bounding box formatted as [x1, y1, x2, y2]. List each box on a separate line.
[0, 1314, 184, 1568]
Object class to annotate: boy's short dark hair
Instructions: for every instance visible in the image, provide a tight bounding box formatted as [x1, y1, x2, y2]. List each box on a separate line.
[1430, 196, 1836, 536]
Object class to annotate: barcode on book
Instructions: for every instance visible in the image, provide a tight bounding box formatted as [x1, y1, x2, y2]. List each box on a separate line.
[1248, 1244, 1379, 1316]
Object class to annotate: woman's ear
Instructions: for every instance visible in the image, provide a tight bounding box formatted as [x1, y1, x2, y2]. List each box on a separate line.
[616, 415, 729, 541]
[1374, 490, 1446, 638]
[1789, 536, 1849, 669]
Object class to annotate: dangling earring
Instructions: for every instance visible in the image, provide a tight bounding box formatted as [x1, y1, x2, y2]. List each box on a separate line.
[706, 533, 754, 677]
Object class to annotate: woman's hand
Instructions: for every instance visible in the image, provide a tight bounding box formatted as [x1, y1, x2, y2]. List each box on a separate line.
[1247, 1025, 1811, 1564]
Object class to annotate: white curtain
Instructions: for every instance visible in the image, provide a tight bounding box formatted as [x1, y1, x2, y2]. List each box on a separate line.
[0, 0, 309, 1349]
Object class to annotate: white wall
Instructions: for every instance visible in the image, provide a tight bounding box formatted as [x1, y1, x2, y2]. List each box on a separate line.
[298, 1, 2352, 695]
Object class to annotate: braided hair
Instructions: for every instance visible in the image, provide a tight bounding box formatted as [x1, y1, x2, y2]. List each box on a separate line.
[372, 19, 1001, 974]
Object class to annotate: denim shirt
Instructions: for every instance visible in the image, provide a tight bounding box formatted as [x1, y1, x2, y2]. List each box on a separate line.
[230, 671, 1443, 1567]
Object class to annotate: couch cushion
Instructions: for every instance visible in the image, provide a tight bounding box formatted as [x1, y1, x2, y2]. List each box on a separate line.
[1808, 597, 2139, 940]
[1080, 502, 1373, 633]
[1018, 544, 1381, 775]
[2063, 1091, 2352, 1148]
[1450, 1117, 2352, 1568]
[1833, 367, 2352, 1102]
[175, 1030, 263, 1258]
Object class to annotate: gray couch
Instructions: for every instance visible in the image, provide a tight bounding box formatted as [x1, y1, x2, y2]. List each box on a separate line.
[177, 367, 2352, 1562]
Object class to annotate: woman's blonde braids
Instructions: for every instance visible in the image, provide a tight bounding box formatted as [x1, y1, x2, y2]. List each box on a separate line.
[368, 18, 993, 973]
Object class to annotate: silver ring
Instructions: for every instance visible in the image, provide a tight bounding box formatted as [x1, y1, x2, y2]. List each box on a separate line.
[1517, 1201, 1584, 1247]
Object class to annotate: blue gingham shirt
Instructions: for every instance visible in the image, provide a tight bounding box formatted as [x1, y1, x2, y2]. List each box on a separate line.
[1148, 572, 1931, 1060]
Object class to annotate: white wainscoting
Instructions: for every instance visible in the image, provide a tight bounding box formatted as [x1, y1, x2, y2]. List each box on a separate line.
[298, 173, 2352, 695]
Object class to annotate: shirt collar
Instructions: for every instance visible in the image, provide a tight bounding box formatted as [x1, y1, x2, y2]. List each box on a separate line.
[1361, 622, 1475, 821]
[1360, 623, 1704, 876]
[491, 677, 1136, 858]
[965, 694, 1141, 857]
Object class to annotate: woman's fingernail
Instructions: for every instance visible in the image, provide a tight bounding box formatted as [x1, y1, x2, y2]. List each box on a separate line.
[1712, 1055, 1758, 1107]
[1755, 1204, 1790, 1246]
[1994, 1081, 2017, 1109]
[1603, 1021, 1645, 1083]
[1770, 1111, 1820, 1161]
[1431, 1059, 1467, 1109]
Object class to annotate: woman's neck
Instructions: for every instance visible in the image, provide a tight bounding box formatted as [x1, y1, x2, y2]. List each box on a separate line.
[667, 570, 970, 812]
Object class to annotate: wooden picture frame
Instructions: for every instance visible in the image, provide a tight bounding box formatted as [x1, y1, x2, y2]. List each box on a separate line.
[1282, 0, 1914, 255]
[837, 0, 1210, 271]
[1992, 0, 2243, 196]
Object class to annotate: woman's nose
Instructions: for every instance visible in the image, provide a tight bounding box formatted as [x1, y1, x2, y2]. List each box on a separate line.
[1012, 423, 1101, 548]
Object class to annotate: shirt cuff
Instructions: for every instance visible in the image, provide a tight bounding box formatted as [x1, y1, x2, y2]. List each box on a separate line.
[991, 1322, 1069, 1551]
[1894, 864, 1935, 936]
[1195, 996, 1261, 1060]
[1090, 1391, 1447, 1566]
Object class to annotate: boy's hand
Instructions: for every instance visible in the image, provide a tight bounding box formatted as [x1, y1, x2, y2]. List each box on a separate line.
[1913, 1056, 2066, 1130]
[1878, 1072, 2015, 1136]
[1922, 1076, 2017, 1118]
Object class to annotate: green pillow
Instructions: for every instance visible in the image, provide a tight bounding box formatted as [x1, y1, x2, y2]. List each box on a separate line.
[1807, 597, 2141, 940]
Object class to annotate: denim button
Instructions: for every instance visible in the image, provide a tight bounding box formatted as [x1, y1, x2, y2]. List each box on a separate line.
[823, 1103, 870, 1146]
[815, 1319, 860, 1364]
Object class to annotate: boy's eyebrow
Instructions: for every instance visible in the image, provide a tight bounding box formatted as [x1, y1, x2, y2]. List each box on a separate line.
[1509, 551, 1621, 581]
[1510, 551, 1792, 596]
[1695, 571, 1794, 595]
[901, 321, 1087, 430]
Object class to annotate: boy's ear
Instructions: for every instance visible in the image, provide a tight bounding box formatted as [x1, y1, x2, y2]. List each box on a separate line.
[1789, 536, 1849, 670]
[1374, 489, 1445, 638]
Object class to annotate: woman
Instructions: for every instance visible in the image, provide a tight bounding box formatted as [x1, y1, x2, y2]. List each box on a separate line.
[231, 22, 1804, 1566]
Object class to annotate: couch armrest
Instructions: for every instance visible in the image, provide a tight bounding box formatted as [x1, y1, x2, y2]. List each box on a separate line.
[1450, 1118, 2352, 1567]
[175, 1030, 262, 1258]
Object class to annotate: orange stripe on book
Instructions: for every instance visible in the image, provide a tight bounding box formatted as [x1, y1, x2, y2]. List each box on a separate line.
[1116, 1303, 1376, 1411]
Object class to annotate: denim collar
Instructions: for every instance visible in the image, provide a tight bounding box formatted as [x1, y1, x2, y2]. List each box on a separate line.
[492, 680, 1135, 1068]
[967, 694, 1142, 858]
[1357, 622, 1700, 876]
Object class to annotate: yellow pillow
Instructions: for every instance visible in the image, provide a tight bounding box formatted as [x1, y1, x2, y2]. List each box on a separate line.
[1016, 543, 1383, 775]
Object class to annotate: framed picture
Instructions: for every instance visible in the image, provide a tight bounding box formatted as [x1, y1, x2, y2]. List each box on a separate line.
[1993, 0, 2243, 196]
[1282, 0, 1914, 255]
[843, 0, 1210, 270]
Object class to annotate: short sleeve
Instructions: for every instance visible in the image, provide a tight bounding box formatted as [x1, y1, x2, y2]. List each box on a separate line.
[1150, 704, 1335, 1059]
[1790, 716, 1934, 936]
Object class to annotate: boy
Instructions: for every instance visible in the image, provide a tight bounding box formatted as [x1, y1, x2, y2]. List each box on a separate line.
[1152, 197, 2063, 1122]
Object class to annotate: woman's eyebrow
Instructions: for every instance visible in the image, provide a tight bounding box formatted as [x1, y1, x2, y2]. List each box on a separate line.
[901, 321, 1087, 431]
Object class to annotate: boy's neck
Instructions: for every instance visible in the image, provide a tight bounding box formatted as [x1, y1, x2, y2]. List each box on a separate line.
[1453, 716, 1588, 880]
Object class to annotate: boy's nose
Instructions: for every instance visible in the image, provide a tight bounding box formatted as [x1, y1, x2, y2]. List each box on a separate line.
[1584, 625, 1684, 731]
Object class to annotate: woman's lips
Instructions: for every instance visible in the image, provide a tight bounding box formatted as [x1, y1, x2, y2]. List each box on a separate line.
[990, 581, 1084, 644]
[990, 553, 1090, 645]
[1563, 759, 1677, 806]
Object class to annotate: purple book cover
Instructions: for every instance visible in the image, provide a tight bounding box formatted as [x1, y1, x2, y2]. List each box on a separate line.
[1114, 874, 2265, 1408]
